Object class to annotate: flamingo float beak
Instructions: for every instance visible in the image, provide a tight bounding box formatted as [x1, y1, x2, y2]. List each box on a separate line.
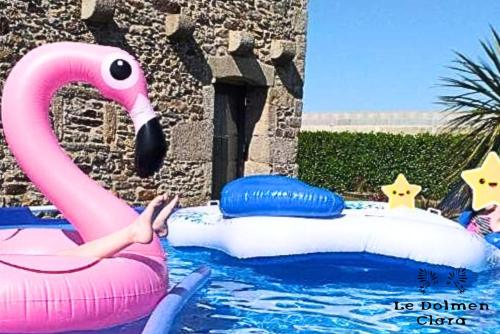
[130, 94, 167, 177]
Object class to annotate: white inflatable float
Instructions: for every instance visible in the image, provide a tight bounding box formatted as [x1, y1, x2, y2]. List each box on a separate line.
[167, 201, 500, 273]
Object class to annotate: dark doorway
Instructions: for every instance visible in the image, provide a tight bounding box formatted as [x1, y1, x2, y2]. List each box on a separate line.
[211, 84, 247, 199]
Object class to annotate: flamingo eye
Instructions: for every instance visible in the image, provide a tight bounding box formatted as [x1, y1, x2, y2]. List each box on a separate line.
[479, 178, 486, 184]
[101, 53, 139, 90]
[110, 59, 132, 80]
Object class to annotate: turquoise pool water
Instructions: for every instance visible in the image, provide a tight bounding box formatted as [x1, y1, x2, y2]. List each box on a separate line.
[1, 222, 498, 333]
[165, 239, 499, 334]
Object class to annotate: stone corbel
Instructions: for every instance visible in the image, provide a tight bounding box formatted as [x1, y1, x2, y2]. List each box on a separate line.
[81, 0, 116, 22]
[228, 31, 255, 56]
[271, 40, 296, 65]
[208, 56, 275, 87]
[165, 10, 194, 40]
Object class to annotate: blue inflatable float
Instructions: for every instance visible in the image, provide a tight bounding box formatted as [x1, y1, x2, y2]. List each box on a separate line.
[220, 175, 345, 218]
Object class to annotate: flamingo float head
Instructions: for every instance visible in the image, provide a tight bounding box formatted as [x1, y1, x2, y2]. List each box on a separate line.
[1, 42, 169, 249]
[3, 42, 167, 178]
[92, 46, 167, 177]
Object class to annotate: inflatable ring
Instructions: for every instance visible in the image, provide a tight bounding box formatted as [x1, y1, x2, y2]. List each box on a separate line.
[0, 42, 168, 333]
[167, 201, 500, 272]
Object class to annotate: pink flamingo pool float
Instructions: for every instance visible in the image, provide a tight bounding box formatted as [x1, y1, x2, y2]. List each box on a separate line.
[0, 42, 168, 333]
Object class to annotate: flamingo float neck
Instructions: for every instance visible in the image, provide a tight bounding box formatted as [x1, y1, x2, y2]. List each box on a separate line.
[1, 43, 164, 258]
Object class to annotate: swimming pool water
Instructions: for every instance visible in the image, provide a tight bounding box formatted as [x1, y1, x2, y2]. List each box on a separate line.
[1, 223, 497, 334]
[164, 239, 499, 334]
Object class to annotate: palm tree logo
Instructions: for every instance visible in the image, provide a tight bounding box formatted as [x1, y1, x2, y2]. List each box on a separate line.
[417, 269, 439, 293]
[417, 268, 468, 293]
[446, 268, 468, 294]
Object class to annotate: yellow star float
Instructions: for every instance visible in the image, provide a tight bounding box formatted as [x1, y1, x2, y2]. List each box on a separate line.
[461, 151, 500, 211]
[381, 174, 422, 209]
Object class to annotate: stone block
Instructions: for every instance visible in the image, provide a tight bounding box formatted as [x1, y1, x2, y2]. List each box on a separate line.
[103, 103, 117, 145]
[271, 40, 296, 65]
[81, 0, 115, 22]
[251, 102, 272, 136]
[170, 121, 214, 161]
[293, 8, 308, 34]
[4, 183, 27, 195]
[289, 117, 302, 128]
[165, 13, 194, 39]
[271, 138, 297, 164]
[228, 30, 255, 56]
[0, 16, 9, 35]
[247, 135, 271, 163]
[201, 162, 213, 198]
[272, 163, 298, 177]
[135, 187, 157, 201]
[245, 160, 272, 175]
[202, 85, 215, 119]
[50, 97, 64, 140]
[269, 86, 293, 106]
[294, 99, 303, 117]
[208, 55, 275, 87]
[0, 47, 12, 62]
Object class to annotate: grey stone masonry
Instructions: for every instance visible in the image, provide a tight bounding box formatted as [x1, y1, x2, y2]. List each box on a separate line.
[0, 0, 308, 207]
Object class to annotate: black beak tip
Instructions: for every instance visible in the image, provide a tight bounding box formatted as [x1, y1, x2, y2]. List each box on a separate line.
[135, 118, 167, 178]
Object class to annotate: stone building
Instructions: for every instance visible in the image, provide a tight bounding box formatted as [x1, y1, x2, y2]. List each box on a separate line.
[0, 0, 307, 206]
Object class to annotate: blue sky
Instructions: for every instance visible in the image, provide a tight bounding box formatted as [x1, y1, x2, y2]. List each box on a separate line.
[303, 0, 500, 113]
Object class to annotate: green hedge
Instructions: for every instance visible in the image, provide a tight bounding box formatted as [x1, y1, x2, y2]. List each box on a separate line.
[297, 131, 472, 200]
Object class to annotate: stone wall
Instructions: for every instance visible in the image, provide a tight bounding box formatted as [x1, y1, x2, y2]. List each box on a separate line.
[302, 111, 448, 134]
[0, 0, 307, 207]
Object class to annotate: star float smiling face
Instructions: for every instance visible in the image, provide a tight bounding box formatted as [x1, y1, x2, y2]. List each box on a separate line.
[381, 174, 422, 209]
[461, 152, 500, 211]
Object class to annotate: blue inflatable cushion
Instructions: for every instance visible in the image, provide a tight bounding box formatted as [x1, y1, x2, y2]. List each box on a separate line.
[220, 175, 345, 218]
